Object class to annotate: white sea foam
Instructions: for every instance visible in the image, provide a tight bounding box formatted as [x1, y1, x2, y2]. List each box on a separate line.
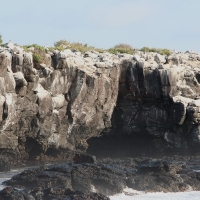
[0, 168, 25, 190]
[110, 191, 200, 200]
[0, 178, 10, 190]
[1, 168, 200, 200]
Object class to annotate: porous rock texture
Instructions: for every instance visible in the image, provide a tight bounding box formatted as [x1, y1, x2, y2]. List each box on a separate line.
[1, 42, 200, 162]
[4, 156, 200, 195]
[0, 186, 110, 200]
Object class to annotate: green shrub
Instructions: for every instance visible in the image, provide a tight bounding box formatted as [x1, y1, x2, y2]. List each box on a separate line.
[108, 43, 136, 55]
[54, 39, 70, 47]
[140, 46, 150, 52]
[0, 35, 2, 45]
[23, 43, 51, 67]
[49, 46, 65, 51]
[114, 44, 133, 50]
[53, 40, 106, 53]
[140, 47, 171, 55]
[23, 44, 46, 52]
[70, 42, 93, 52]
[33, 54, 41, 63]
[95, 48, 105, 53]
[32, 44, 46, 52]
[159, 48, 171, 56]
[29, 39, 171, 56]
[108, 47, 132, 54]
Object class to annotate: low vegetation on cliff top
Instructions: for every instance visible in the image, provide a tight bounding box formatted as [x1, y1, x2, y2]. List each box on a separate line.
[23, 44, 50, 67]
[52, 39, 105, 53]
[20, 41, 171, 66]
[0, 35, 2, 45]
[1, 36, 171, 56]
[51, 40, 171, 55]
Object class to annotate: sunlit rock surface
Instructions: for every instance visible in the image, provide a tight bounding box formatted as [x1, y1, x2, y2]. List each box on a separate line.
[1, 43, 200, 161]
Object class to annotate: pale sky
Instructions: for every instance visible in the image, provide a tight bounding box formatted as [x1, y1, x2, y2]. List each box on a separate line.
[1, 0, 200, 52]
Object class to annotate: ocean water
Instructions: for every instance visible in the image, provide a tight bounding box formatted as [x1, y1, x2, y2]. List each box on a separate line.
[110, 192, 200, 200]
[0, 168, 23, 190]
[110, 188, 200, 200]
[1, 168, 200, 199]
[0, 178, 9, 190]
[0, 163, 53, 190]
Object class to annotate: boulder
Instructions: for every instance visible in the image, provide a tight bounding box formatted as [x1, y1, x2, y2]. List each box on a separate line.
[133, 54, 140, 61]
[52, 94, 67, 109]
[13, 45, 23, 54]
[154, 54, 166, 64]
[58, 49, 74, 59]
[5, 41, 14, 49]
[73, 154, 96, 164]
[13, 72, 27, 87]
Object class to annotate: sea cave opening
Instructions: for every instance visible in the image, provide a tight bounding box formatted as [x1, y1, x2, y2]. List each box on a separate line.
[86, 133, 172, 158]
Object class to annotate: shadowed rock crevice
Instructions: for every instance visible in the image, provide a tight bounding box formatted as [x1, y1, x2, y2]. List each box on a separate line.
[45, 147, 61, 157]
[195, 73, 200, 83]
[86, 133, 200, 159]
[2, 101, 8, 120]
[86, 134, 168, 158]
[25, 137, 44, 159]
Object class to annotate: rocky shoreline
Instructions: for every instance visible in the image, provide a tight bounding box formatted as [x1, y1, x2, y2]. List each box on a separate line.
[1, 42, 200, 164]
[1, 42, 200, 198]
[2, 154, 200, 199]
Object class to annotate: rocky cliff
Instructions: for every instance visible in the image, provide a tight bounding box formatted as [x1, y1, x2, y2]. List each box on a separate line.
[1, 43, 200, 162]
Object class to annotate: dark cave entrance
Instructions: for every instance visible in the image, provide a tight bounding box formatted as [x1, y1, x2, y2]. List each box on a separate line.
[25, 137, 44, 159]
[196, 73, 200, 83]
[86, 133, 172, 158]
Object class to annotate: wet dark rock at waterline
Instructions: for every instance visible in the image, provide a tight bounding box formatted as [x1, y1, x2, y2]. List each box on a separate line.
[3, 155, 200, 199]
[0, 156, 10, 172]
[0, 186, 110, 200]
[73, 153, 96, 164]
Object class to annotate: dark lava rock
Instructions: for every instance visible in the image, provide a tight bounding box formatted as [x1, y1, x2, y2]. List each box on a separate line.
[3, 156, 200, 197]
[0, 156, 10, 172]
[0, 187, 25, 200]
[41, 187, 110, 200]
[0, 186, 110, 200]
[3, 162, 126, 196]
[73, 153, 96, 164]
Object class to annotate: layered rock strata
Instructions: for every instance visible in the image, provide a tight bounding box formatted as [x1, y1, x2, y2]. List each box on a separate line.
[1, 43, 200, 161]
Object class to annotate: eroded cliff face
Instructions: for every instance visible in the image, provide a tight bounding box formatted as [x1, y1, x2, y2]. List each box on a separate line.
[1, 43, 200, 161]
[111, 53, 200, 150]
[0, 45, 121, 160]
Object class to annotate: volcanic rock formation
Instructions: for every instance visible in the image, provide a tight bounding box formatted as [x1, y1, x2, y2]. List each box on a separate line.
[1, 42, 200, 162]
[4, 155, 200, 195]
